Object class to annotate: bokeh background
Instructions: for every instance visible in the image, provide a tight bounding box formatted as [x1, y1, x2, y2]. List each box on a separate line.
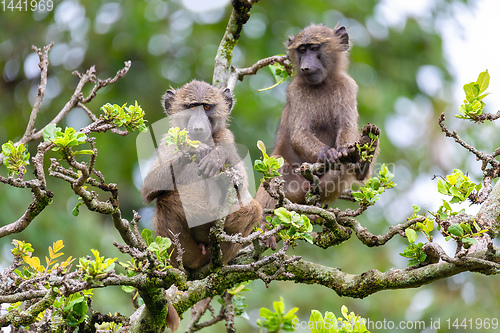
[1, 0, 500, 332]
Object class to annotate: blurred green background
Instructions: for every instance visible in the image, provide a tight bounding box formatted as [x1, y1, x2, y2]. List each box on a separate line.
[1, 0, 500, 332]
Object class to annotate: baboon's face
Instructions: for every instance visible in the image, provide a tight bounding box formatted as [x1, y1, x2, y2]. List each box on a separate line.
[287, 25, 350, 86]
[176, 104, 213, 142]
[295, 43, 327, 85]
[162, 80, 233, 142]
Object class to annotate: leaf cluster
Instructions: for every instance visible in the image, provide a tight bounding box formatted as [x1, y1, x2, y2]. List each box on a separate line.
[309, 305, 370, 333]
[77, 249, 117, 281]
[100, 101, 148, 132]
[165, 127, 200, 157]
[444, 220, 488, 248]
[457, 70, 490, 120]
[356, 132, 378, 163]
[218, 282, 251, 319]
[399, 206, 432, 266]
[266, 207, 313, 245]
[254, 140, 284, 181]
[142, 228, 172, 270]
[11, 240, 74, 279]
[434, 169, 482, 220]
[52, 290, 93, 327]
[409, 205, 434, 242]
[351, 164, 395, 205]
[1, 140, 30, 176]
[399, 228, 426, 267]
[119, 229, 172, 292]
[43, 123, 93, 156]
[257, 297, 298, 333]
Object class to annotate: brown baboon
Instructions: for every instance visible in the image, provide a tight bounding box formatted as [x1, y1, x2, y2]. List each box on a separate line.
[255, 24, 379, 210]
[141, 80, 262, 270]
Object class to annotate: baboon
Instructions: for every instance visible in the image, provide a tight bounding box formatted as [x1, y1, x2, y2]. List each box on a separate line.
[255, 24, 379, 210]
[141, 80, 262, 270]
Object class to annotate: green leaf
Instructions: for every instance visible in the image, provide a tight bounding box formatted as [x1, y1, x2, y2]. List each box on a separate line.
[283, 307, 299, 319]
[476, 70, 490, 93]
[309, 310, 323, 333]
[405, 228, 417, 244]
[341, 305, 348, 319]
[257, 140, 267, 155]
[1, 141, 13, 155]
[448, 186, 460, 198]
[122, 285, 136, 293]
[273, 297, 285, 314]
[442, 200, 452, 211]
[141, 229, 154, 246]
[254, 160, 266, 172]
[73, 150, 94, 155]
[437, 178, 448, 195]
[477, 93, 489, 101]
[461, 223, 472, 235]
[448, 224, 464, 238]
[463, 82, 479, 99]
[463, 237, 478, 245]
[274, 208, 292, 224]
[425, 218, 434, 233]
[259, 307, 274, 318]
[43, 123, 61, 142]
[65, 300, 88, 327]
[303, 233, 314, 244]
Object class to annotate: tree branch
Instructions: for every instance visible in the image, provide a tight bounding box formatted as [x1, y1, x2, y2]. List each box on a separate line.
[438, 113, 499, 169]
[23, 43, 53, 140]
[212, 0, 255, 88]
[227, 55, 291, 92]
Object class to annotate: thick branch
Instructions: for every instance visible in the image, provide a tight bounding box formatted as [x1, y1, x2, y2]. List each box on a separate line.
[0, 288, 57, 327]
[477, 178, 500, 237]
[212, 0, 254, 88]
[284, 254, 500, 298]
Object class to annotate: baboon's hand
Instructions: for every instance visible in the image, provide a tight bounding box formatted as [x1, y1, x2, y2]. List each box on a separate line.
[317, 146, 338, 165]
[359, 123, 380, 147]
[198, 149, 223, 178]
[193, 142, 212, 161]
[337, 146, 354, 163]
[318, 145, 355, 166]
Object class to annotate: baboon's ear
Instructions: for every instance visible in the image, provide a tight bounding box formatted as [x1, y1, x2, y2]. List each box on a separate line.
[223, 88, 233, 112]
[162, 89, 176, 115]
[335, 26, 349, 51]
[287, 35, 296, 48]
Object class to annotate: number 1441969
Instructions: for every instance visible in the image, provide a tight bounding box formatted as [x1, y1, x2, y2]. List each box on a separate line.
[447, 318, 498, 330]
[1, 0, 53, 12]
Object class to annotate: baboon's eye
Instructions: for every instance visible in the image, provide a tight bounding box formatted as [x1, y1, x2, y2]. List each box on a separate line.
[204, 104, 212, 111]
[310, 44, 320, 51]
[297, 45, 307, 53]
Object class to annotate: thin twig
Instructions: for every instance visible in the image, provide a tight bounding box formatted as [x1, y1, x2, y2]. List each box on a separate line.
[438, 113, 499, 169]
[23, 43, 53, 140]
